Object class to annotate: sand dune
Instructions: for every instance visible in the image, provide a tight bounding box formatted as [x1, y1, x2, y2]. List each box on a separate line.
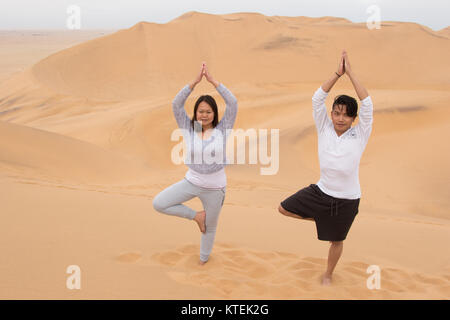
[0, 11, 448, 105]
[438, 26, 450, 38]
[0, 120, 155, 185]
[0, 12, 449, 299]
[0, 30, 116, 84]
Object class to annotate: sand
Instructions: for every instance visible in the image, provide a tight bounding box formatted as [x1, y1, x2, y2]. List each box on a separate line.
[0, 12, 449, 299]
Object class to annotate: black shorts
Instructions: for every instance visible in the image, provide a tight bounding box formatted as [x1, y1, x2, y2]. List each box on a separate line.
[280, 184, 360, 241]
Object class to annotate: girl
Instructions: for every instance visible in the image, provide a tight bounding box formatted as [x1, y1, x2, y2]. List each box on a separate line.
[153, 62, 238, 265]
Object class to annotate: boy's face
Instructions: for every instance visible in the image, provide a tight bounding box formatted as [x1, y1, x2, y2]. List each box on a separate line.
[331, 104, 355, 135]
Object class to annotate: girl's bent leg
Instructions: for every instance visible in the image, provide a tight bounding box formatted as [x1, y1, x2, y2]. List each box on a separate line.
[152, 179, 198, 220]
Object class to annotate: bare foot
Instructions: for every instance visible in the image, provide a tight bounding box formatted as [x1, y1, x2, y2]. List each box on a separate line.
[321, 273, 332, 286]
[199, 259, 208, 265]
[193, 210, 206, 233]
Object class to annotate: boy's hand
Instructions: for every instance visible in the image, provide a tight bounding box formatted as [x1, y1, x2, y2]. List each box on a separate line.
[343, 51, 353, 76]
[337, 51, 345, 76]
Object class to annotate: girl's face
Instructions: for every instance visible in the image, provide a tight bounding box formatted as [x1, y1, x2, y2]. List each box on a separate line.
[196, 101, 214, 128]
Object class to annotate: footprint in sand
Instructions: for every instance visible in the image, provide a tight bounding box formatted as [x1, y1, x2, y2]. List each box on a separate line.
[149, 243, 450, 299]
[150, 251, 188, 266]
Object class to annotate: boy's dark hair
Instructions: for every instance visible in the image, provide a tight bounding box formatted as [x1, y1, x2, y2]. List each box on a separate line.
[332, 95, 358, 118]
[191, 95, 219, 130]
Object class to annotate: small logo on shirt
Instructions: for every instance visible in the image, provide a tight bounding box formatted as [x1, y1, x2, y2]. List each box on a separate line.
[344, 129, 358, 139]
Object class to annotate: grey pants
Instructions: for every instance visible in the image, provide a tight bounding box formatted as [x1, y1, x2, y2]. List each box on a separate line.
[152, 178, 226, 262]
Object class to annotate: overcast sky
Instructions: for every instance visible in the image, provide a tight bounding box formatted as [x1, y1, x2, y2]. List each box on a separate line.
[0, 0, 448, 31]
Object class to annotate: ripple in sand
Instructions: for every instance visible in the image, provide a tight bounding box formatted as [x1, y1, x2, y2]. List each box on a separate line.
[116, 252, 142, 263]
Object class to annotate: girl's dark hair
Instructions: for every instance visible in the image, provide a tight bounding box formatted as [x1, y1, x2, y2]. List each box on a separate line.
[191, 95, 219, 130]
[332, 95, 358, 118]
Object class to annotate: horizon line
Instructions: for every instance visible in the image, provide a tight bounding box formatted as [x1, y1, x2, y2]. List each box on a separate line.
[0, 10, 448, 32]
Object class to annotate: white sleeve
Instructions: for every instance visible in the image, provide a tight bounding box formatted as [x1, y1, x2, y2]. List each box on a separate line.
[312, 86, 331, 134]
[355, 96, 373, 147]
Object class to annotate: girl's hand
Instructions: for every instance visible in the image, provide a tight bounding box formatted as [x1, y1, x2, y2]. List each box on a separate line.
[189, 63, 205, 90]
[193, 63, 205, 85]
[203, 63, 220, 88]
[203, 63, 213, 82]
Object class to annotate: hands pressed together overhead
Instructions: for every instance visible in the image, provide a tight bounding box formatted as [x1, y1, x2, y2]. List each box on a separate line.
[322, 49, 367, 100]
[336, 50, 352, 77]
[190, 62, 220, 90]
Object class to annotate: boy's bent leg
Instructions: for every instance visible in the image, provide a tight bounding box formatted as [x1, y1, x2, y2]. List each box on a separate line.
[278, 204, 314, 221]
